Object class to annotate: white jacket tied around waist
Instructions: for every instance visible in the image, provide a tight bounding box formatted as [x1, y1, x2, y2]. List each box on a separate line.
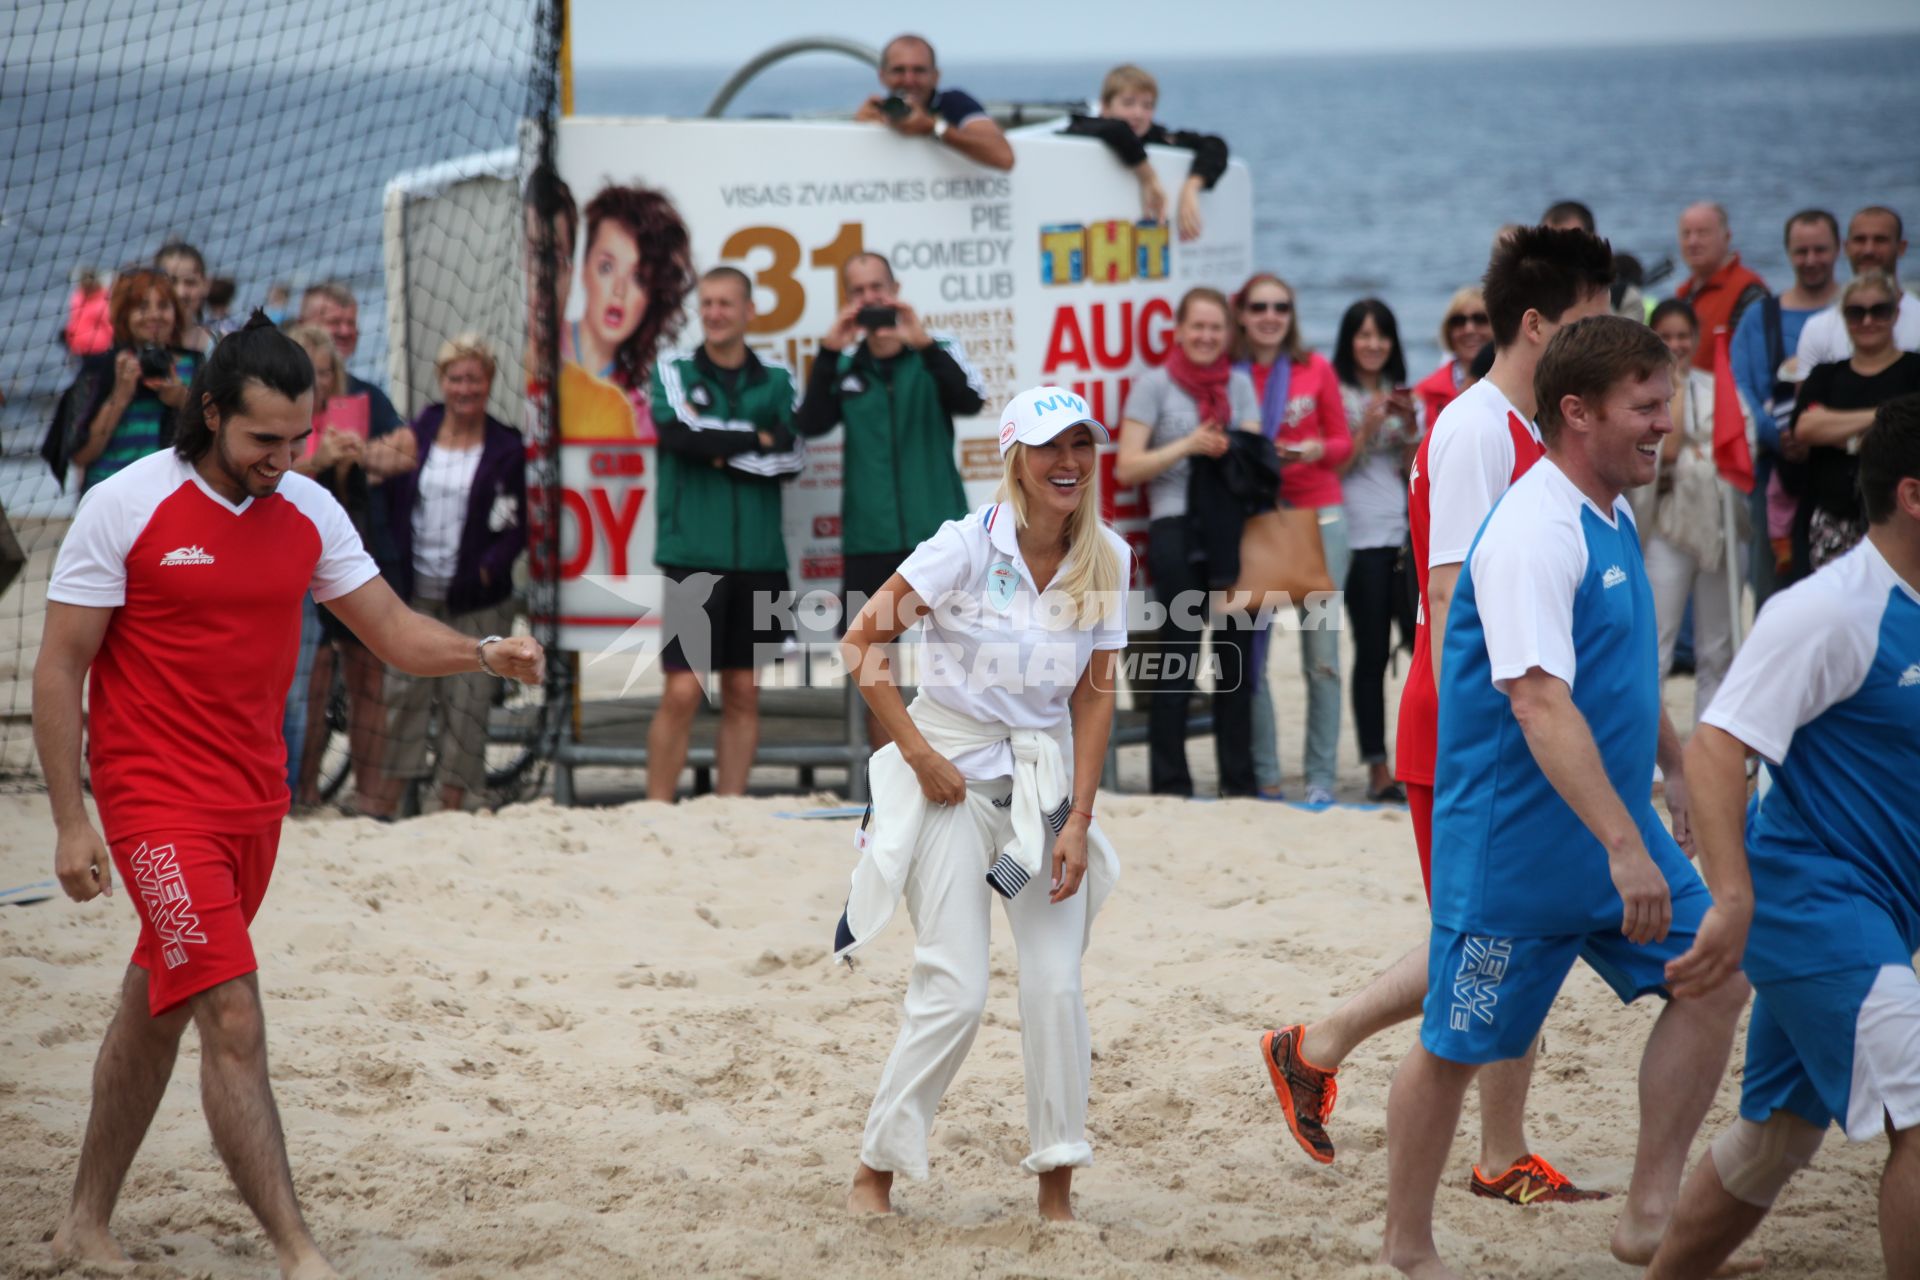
[833, 694, 1119, 961]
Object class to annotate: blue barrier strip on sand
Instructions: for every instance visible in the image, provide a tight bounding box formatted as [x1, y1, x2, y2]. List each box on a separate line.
[2, 878, 59, 903]
[1190, 797, 1399, 812]
[777, 801, 1400, 819]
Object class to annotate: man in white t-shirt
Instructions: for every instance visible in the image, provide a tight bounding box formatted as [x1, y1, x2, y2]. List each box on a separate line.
[1648, 397, 1920, 1279]
[1796, 206, 1920, 366]
[35, 317, 544, 1277]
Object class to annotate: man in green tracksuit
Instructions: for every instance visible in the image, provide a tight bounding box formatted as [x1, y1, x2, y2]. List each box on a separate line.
[795, 252, 985, 745]
[647, 266, 805, 801]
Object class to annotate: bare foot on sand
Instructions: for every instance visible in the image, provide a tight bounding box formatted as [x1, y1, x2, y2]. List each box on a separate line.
[284, 1256, 342, 1280]
[1612, 1217, 1765, 1275]
[1377, 1252, 1462, 1280]
[49, 1219, 133, 1272]
[847, 1163, 893, 1215]
[1037, 1168, 1074, 1221]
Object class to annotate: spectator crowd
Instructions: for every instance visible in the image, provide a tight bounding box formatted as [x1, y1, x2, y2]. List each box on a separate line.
[40, 32, 1920, 810]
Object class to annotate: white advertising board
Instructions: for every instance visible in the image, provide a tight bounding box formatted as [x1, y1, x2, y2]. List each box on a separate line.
[545, 116, 1253, 653]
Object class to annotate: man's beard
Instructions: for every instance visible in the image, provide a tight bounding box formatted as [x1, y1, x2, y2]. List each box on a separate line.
[217, 432, 280, 497]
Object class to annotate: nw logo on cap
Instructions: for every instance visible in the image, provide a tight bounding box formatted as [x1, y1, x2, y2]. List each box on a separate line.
[1032, 392, 1087, 415]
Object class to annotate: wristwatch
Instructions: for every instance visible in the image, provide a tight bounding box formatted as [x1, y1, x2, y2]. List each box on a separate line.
[933, 115, 949, 141]
[476, 634, 505, 676]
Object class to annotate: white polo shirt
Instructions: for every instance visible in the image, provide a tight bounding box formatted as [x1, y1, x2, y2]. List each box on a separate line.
[898, 502, 1131, 780]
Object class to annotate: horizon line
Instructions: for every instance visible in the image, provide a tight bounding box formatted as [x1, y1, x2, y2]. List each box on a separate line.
[574, 26, 1920, 72]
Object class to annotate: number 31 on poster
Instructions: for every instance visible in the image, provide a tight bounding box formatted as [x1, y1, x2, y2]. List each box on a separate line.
[721, 223, 866, 333]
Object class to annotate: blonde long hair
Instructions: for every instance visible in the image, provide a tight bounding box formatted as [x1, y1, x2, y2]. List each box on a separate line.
[283, 323, 341, 408]
[996, 438, 1122, 626]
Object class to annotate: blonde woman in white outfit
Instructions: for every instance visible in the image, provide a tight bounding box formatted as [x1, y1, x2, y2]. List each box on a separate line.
[1634, 298, 1754, 721]
[836, 386, 1130, 1222]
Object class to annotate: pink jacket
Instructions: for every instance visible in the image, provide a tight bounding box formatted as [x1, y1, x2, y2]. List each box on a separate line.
[1252, 352, 1352, 509]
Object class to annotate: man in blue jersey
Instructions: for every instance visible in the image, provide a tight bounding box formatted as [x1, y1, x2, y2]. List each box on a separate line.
[1378, 315, 1751, 1280]
[1647, 394, 1920, 1279]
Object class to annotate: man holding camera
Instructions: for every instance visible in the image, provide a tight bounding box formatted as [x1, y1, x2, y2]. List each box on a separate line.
[855, 34, 1014, 172]
[795, 252, 985, 746]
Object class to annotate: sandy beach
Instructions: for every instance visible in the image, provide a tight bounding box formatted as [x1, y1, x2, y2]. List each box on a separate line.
[0, 781, 1888, 1280]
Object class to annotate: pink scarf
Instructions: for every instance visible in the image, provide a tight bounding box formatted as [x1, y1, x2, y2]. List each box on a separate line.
[1165, 343, 1231, 426]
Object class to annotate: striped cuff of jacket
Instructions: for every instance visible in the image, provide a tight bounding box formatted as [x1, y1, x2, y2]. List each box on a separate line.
[984, 797, 1074, 898]
[985, 852, 1030, 899]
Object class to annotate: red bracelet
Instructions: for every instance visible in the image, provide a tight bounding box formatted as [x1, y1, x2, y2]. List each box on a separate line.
[1071, 807, 1094, 822]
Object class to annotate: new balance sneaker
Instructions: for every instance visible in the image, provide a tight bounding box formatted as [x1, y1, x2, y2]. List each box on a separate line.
[1260, 1025, 1338, 1164]
[1469, 1154, 1611, 1205]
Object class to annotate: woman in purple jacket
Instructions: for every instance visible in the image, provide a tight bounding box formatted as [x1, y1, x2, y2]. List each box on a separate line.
[377, 334, 527, 814]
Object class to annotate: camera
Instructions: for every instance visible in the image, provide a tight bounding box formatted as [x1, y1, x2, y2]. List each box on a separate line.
[856, 305, 898, 331]
[878, 94, 913, 122]
[136, 344, 174, 381]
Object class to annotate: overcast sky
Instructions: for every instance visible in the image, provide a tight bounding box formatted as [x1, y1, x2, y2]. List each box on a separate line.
[572, 0, 1920, 66]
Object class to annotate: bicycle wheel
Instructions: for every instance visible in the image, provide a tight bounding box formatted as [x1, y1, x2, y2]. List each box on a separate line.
[315, 660, 353, 803]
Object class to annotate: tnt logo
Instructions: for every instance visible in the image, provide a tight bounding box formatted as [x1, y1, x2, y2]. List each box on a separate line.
[1040, 220, 1172, 285]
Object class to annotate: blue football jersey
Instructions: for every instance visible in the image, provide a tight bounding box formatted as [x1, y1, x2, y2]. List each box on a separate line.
[1702, 537, 1920, 983]
[1431, 461, 1701, 936]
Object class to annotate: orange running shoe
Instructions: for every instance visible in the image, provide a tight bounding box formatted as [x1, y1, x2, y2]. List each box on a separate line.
[1469, 1154, 1612, 1205]
[1260, 1026, 1338, 1165]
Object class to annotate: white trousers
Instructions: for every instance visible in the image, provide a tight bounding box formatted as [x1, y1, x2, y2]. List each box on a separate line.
[1645, 532, 1736, 725]
[860, 777, 1092, 1179]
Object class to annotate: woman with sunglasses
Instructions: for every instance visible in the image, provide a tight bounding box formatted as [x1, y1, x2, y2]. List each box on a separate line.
[63, 268, 201, 494]
[1786, 270, 1920, 571]
[1413, 287, 1492, 429]
[1233, 273, 1352, 804]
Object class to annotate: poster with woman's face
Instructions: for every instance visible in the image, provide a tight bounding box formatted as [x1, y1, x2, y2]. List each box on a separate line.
[525, 168, 695, 445]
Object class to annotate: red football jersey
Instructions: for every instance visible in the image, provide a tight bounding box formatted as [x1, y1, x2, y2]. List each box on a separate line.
[1394, 379, 1545, 786]
[48, 450, 378, 841]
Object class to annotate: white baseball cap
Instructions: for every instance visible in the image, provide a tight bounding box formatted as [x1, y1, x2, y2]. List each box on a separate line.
[997, 385, 1110, 457]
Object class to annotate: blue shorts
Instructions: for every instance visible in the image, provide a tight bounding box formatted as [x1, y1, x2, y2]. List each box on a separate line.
[1742, 964, 1920, 1142]
[1421, 871, 1711, 1064]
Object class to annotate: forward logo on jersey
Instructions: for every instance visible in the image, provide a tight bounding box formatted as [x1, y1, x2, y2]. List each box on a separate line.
[160, 545, 216, 566]
[1900, 663, 1920, 688]
[1602, 565, 1627, 589]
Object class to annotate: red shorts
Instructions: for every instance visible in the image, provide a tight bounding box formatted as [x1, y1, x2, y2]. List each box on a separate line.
[1408, 783, 1434, 903]
[111, 826, 281, 1015]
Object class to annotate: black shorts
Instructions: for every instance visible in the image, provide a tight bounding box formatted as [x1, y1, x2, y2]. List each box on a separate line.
[841, 549, 910, 630]
[657, 565, 790, 674]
